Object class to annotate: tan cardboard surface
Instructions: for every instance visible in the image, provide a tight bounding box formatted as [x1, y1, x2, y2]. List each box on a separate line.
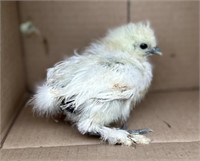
[3, 90, 199, 149]
[131, 1, 199, 91]
[18, 1, 127, 91]
[1, 1, 26, 145]
[1, 142, 199, 161]
[129, 90, 199, 143]
[3, 106, 100, 149]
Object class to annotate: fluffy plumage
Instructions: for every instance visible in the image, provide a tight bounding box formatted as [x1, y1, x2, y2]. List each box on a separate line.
[30, 21, 161, 146]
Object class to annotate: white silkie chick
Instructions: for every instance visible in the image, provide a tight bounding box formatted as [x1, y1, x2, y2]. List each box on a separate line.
[31, 21, 162, 146]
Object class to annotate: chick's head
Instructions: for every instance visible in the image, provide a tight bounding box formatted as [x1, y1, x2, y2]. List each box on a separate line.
[103, 21, 162, 57]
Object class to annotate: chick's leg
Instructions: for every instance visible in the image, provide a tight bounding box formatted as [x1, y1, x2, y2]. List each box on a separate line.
[120, 124, 153, 135]
[77, 121, 151, 146]
[128, 128, 153, 135]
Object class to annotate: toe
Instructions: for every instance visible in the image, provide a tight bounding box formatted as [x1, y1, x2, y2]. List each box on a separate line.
[128, 134, 151, 145]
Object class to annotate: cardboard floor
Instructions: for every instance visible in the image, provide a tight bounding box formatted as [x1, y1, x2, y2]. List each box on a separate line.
[1, 90, 199, 160]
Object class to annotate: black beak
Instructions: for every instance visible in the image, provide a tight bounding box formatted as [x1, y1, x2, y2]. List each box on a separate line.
[147, 47, 162, 55]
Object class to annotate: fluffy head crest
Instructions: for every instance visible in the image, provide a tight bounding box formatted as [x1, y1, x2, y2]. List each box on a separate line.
[102, 21, 157, 56]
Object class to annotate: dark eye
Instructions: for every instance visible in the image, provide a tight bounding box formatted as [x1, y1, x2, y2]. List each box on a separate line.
[140, 43, 148, 49]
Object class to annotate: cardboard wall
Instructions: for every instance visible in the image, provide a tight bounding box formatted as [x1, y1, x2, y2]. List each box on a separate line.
[19, 1, 127, 90]
[18, 1, 199, 92]
[1, 2, 26, 145]
[131, 1, 199, 91]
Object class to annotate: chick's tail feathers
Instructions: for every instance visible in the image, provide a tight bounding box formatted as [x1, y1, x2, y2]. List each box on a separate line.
[28, 84, 61, 116]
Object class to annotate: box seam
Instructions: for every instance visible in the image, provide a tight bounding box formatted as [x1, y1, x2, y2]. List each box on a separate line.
[2, 140, 199, 150]
[0, 93, 30, 149]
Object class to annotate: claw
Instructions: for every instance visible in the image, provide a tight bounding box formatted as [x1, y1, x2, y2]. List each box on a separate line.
[127, 133, 151, 145]
[128, 128, 153, 135]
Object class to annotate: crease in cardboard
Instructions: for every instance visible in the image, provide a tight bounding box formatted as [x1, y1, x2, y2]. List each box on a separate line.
[1, 142, 199, 161]
[0, 93, 29, 148]
[2, 140, 199, 151]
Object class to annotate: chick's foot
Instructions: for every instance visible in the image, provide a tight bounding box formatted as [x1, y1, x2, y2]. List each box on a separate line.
[105, 129, 151, 146]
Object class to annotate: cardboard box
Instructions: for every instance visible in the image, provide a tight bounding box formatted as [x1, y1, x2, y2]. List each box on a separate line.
[0, 1, 199, 161]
